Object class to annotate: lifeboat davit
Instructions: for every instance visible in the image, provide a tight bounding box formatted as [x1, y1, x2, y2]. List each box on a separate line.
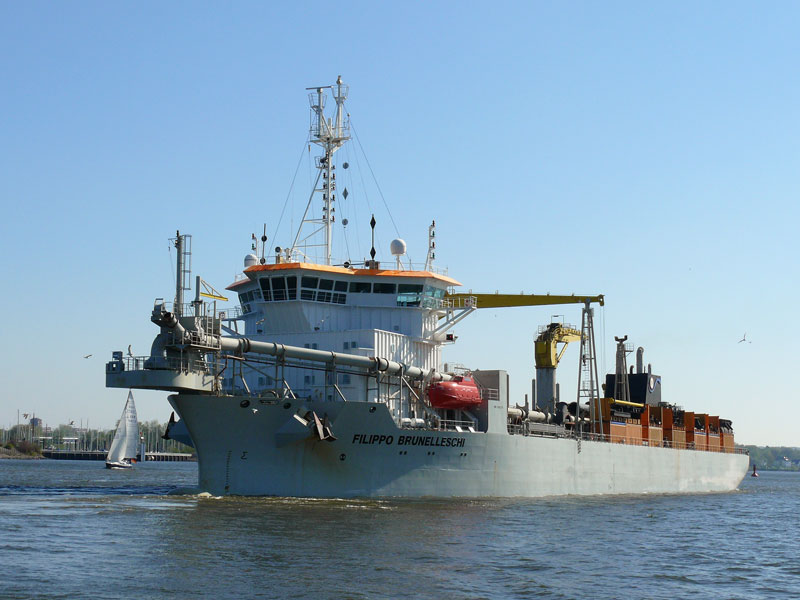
[428, 375, 482, 410]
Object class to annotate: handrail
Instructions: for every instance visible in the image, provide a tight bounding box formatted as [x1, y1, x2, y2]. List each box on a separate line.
[574, 431, 748, 454]
[437, 419, 477, 432]
[508, 426, 748, 454]
[118, 355, 224, 375]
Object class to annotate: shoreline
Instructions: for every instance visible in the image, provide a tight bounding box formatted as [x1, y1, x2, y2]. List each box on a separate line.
[0, 448, 43, 460]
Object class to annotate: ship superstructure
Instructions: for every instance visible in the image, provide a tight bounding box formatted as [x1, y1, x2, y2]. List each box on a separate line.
[106, 78, 748, 497]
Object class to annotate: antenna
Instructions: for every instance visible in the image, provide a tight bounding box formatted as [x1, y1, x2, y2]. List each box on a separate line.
[368, 214, 377, 269]
[260, 224, 268, 265]
[424, 220, 436, 271]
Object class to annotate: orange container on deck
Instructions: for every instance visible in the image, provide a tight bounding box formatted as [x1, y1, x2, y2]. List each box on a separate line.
[648, 426, 663, 447]
[668, 428, 686, 449]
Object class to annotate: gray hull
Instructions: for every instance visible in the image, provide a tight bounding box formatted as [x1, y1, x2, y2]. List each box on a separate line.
[171, 394, 749, 498]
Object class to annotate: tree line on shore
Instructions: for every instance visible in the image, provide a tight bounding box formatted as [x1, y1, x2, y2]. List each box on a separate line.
[745, 446, 800, 471]
[1, 419, 192, 456]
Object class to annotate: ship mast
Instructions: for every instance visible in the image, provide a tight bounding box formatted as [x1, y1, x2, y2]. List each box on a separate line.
[576, 300, 601, 435]
[290, 76, 350, 265]
[172, 231, 192, 316]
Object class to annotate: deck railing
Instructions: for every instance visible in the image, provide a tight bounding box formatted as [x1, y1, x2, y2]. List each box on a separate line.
[573, 431, 748, 454]
[437, 419, 477, 433]
[116, 355, 223, 376]
[508, 425, 748, 454]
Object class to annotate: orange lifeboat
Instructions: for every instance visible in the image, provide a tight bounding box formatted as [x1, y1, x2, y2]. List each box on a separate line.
[428, 375, 482, 410]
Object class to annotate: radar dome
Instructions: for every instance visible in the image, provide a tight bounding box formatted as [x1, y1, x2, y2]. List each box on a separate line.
[390, 238, 407, 257]
[244, 254, 259, 268]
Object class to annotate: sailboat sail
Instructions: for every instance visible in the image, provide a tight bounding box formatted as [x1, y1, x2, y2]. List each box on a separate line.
[106, 391, 139, 466]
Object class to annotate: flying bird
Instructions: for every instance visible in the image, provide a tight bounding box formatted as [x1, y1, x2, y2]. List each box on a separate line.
[738, 333, 751, 344]
[83, 354, 92, 359]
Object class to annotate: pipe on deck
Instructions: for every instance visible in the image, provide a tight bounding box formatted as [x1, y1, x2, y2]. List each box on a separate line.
[154, 309, 451, 383]
[219, 337, 452, 382]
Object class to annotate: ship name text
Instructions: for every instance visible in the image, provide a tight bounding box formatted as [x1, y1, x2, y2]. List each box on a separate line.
[351, 434, 466, 448]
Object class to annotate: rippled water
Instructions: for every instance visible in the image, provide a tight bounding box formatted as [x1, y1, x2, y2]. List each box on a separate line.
[0, 460, 796, 599]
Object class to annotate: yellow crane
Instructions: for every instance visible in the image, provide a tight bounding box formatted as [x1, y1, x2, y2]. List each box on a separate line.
[445, 292, 604, 309]
[436, 293, 603, 344]
[442, 292, 602, 369]
[534, 323, 582, 369]
[442, 292, 604, 416]
[532, 321, 583, 415]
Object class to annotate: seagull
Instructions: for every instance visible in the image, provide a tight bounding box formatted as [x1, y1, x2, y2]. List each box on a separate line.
[83, 354, 92, 359]
[738, 333, 751, 344]
[127, 345, 134, 357]
[251, 408, 259, 414]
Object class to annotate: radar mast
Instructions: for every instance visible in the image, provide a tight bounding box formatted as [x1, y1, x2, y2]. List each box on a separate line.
[289, 76, 350, 265]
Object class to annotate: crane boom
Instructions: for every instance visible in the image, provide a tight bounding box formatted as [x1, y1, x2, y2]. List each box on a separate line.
[445, 293, 604, 308]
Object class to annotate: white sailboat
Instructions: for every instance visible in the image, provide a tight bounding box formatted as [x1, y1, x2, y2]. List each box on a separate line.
[105, 391, 139, 469]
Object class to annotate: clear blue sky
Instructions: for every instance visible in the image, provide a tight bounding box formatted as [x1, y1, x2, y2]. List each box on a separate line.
[1, 2, 797, 445]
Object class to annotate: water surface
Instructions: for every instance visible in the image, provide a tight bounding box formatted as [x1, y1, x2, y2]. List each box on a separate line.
[0, 460, 795, 599]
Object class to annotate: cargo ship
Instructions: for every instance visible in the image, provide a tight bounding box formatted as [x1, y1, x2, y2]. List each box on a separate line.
[106, 78, 748, 497]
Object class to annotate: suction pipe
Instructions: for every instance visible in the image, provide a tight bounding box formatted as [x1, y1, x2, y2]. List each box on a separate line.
[153, 308, 451, 383]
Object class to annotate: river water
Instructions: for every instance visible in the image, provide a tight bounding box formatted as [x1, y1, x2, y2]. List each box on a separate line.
[0, 460, 796, 599]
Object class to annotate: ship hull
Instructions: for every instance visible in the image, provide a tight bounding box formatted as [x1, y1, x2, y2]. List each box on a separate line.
[170, 394, 749, 498]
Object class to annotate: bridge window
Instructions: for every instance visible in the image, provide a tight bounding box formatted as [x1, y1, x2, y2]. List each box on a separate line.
[259, 278, 272, 301]
[300, 276, 345, 304]
[271, 277, 286, 301]
[287, 276, 297, 299]
[238, 288, 265, 313]
[238, 293, 252, 314]
[373, 282, 396, 294]
[265, 276, 297, 301]
[350, 282, 371, 293]
[398, 284, 423, 294]
[418, 285, 445, 307]
[424, 286, 445, 299]
[397, 283, 424, 307]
